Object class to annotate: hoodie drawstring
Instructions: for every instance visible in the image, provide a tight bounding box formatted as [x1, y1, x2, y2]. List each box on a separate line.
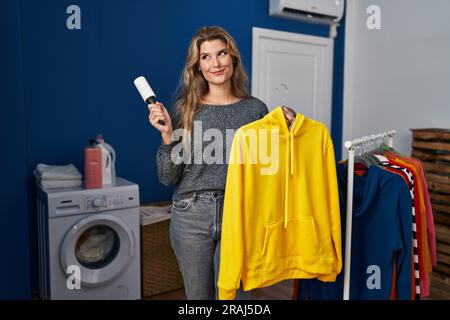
[284, 131, 295, 229]
[284, 141, 289, 229]
[290, 132, 294, 176]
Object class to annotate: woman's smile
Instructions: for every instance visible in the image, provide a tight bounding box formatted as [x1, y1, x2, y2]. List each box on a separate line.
[211, 68, 226, 76]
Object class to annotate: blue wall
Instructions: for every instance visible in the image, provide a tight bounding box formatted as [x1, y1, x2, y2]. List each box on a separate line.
[0, 0, 345, 298]
[0, 0, 31, 300]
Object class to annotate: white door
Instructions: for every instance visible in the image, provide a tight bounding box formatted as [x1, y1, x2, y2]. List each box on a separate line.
[252, 27, 334, 130]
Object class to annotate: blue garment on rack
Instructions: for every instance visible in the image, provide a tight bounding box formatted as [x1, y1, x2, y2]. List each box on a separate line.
[296, 163, 412, 300]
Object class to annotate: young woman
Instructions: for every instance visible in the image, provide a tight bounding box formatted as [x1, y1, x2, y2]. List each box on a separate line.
[148, 26, 269, 300]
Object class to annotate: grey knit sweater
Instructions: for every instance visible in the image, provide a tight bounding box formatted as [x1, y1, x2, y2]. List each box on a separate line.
[156, 97, 269, 200]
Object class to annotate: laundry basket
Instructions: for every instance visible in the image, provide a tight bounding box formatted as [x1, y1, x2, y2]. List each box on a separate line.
[140, 202, 184, 298]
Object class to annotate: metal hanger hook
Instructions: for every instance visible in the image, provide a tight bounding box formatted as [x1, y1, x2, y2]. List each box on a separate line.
[276, 83, 288, 106]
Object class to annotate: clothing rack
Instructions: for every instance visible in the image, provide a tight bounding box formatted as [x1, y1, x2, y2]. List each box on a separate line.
[342, 129, 396, 300]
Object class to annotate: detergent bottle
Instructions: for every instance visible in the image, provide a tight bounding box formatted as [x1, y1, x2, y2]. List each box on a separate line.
[84, 139, 102, 189]
[95, 134, 116, 185]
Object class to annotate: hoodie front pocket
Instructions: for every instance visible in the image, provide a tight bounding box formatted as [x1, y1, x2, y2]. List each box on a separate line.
[261, 217, 319, 261]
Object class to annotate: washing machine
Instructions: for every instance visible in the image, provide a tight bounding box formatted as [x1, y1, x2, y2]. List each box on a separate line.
[36, 177, 140, 300]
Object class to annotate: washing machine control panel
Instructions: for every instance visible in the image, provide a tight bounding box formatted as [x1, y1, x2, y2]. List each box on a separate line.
[85, 192, 137, 212]
[86, 195, 108, 209]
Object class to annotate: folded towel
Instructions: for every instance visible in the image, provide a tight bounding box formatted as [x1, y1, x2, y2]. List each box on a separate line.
[33, 163, 82, 181]
[37, 179, 82, 189]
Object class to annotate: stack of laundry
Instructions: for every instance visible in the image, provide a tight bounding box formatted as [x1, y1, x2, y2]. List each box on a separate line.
[33, 163, 83, 189]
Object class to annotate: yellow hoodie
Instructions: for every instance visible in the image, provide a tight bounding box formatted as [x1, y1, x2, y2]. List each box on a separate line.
[218, 107, 342, 300]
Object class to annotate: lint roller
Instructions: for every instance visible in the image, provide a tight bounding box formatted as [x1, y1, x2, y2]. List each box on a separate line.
[134, 76, 165, 125]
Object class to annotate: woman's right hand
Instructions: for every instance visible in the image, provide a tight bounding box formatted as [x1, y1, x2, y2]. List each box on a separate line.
[148, 102, 173, 144]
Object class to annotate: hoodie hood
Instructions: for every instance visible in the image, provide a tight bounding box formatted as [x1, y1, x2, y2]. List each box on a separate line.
[265, 106, 306, 139]
[336, 163, 382, 217]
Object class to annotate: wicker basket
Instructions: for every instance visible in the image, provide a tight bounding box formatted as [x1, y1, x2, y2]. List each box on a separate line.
[140, 203, 184, 298]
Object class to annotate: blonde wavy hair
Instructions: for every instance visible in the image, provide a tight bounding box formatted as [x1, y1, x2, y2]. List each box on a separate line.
[174, 26, 250, 132]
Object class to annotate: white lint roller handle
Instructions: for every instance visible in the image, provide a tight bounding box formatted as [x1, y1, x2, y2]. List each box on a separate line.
[134, 76, 164, 125]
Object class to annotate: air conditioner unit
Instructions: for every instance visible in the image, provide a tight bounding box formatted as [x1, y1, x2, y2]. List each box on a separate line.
[269, 0, 345, 25]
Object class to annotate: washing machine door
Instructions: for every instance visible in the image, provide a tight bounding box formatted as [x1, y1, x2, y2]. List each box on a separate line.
[60, 213, 135, 286]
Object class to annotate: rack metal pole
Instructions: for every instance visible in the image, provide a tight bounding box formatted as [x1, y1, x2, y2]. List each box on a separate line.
[342, 130, 396, 300]
[343, 148, 354, 300]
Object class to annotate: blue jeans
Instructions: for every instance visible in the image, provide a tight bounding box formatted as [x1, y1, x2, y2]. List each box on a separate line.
[170, 191, 249, 300]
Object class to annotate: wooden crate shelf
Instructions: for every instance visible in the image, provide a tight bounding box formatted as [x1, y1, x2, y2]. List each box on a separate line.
[411, 128, 450, 295]
[436, 241, 450, 255]
[434, 211, 450, 226]
[432, 203, 450, 215]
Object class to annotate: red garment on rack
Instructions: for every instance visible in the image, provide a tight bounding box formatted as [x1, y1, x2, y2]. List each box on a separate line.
[385, 153, 432, 298]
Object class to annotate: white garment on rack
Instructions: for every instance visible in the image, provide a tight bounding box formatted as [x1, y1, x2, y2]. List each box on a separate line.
[373, 154, 389, 163]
